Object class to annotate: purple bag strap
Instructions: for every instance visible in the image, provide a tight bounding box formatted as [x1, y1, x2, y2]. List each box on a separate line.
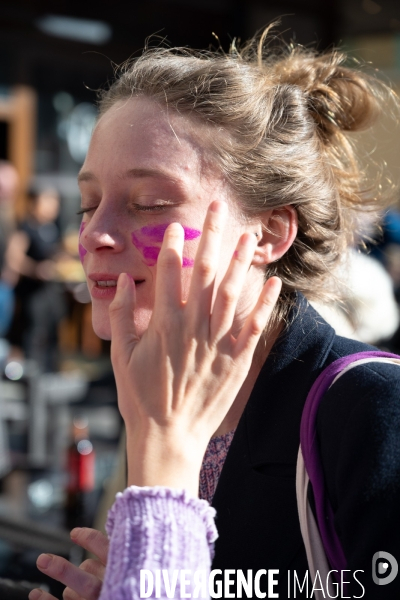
[300, 350, 400, 572]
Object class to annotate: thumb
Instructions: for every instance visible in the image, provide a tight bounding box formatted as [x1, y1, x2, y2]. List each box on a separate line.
[109, 273, 139, 367]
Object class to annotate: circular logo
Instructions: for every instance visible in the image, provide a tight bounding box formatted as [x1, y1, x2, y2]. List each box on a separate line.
[372, 552, 398, 586]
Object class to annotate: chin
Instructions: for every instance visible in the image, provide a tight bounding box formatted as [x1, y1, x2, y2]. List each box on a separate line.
[91, 307, 153, 342]
[92, 318, 112, 341]
[90, 301, 112, 341]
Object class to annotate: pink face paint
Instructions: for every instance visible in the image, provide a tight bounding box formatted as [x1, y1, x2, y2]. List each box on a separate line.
[182, 257, 195, 267]
[78, 221, 87, 263]
[131, 223, 201, 267]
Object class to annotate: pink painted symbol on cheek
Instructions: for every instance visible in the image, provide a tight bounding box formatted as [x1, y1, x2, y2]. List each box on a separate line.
[131, 223, 201, 267]
[78, 221, 87, 263]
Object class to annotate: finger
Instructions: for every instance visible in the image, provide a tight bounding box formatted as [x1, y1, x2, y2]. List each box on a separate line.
[78, 558, 106, 579]
[29, 590, 58, 600]
[153, 222, 184, 316]
[234, 276, 282, 358]
[62, 560, 105, 600]
[36, 554, 102, 600]
[211, 232, 258, 340]
[109, 273, 139, 367]
[70, 528, 109, 566]
[186, 200, 227, 325]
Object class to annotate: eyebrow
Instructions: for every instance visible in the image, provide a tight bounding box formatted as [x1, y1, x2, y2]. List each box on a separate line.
[77, 168, 179, 185]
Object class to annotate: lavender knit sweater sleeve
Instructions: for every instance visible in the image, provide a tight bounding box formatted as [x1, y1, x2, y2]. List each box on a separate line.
[98, 486, 218, 600]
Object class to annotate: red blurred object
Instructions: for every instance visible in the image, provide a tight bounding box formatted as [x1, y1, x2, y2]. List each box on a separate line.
[65, 418, 95, 528]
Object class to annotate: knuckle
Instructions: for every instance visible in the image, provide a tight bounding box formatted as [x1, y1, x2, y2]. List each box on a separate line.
[207, 219, 222, 235]
[82, 527, 100, 544]
[219, 285, 237, 305]
[249, 318, 264, 337]
[197, 258, 214, 278]
[262, 294, 275, 308]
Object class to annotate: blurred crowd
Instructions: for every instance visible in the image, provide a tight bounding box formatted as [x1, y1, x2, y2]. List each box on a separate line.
[0, 160, 90, 374]
[0, 161, 119, 591]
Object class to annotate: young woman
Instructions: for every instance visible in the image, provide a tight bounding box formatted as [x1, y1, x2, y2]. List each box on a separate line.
[29, 33, 400, 600]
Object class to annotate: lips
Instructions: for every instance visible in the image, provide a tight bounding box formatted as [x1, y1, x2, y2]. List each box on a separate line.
[88, 273, 144, 299]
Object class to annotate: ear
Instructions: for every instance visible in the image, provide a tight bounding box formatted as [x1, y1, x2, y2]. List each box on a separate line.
[251, 205, 298, 266]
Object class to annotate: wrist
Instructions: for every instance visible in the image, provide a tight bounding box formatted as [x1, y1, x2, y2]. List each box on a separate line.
[125, 424, 205, 497]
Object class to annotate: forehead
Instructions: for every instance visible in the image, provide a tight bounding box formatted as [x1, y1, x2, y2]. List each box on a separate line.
[83, 97, 213, 184]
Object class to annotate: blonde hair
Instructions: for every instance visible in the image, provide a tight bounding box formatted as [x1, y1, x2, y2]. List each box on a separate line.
[98, 32, 398, 320]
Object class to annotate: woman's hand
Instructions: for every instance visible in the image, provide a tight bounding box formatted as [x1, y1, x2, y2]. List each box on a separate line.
[109, 200, 282, 496]
[29, 528, 108, 600]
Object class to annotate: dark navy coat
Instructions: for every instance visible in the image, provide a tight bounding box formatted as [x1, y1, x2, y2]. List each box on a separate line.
[212, 294, 400, 599]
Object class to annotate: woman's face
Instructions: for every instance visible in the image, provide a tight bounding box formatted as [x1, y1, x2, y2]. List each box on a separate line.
[78, 97, 263, 340]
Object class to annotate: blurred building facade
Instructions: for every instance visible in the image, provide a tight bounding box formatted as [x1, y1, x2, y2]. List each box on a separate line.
[1, 0, 400, 220]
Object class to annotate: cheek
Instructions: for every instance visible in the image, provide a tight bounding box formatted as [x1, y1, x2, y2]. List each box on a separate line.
[131, 223, 201, 267]
[78, 221, 87, 263]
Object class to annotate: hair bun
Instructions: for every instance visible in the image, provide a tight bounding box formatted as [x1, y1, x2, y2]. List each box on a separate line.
[274, 50, 381, 141]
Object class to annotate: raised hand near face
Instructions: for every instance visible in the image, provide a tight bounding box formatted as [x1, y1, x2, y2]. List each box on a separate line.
[109, 200, 282, 496]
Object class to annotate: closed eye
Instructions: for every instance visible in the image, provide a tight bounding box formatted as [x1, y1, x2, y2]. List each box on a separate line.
[76, 206, 97, 215]
[132, 204, 170, 212]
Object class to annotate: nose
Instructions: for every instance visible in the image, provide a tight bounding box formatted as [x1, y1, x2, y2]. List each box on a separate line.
[79, 204, 126, 255]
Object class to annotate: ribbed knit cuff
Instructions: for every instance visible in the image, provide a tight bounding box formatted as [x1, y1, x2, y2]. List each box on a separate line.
[100, 486, 218, 600]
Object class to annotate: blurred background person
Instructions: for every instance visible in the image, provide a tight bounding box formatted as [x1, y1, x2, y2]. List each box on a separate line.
[311, 247, 400, 345]
[311, 204, 400, 347]
[369, 207, 400, 351]
[5, 184, 67, 372]
[0, 161, 19, 339]
[370, 207, 400, 301]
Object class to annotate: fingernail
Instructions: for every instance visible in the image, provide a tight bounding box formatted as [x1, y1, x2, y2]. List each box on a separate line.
[37, 553, 53, 569]
[70, 527, 81, 539]
[29, 590, 42, 600]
